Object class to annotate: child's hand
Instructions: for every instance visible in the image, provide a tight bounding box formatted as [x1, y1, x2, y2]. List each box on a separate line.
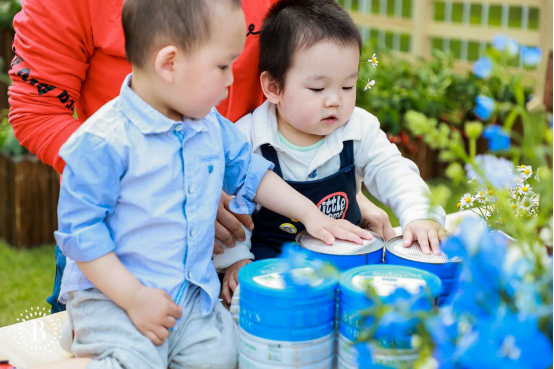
[125, 286, 182, 346]
[303, 207, 373, 245]
[403, 220, 448, 255]
[222, 259, 252, 305]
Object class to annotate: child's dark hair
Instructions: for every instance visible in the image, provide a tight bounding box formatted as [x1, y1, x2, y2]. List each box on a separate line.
[259, 0, 362, 90]
[122, 0, 242, 68]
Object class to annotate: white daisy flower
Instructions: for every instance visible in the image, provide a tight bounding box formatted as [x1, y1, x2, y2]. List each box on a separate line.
[460, 193, 474, 209]
[520, 196, 533, 210]
[518, 165, 532, 176]
[516, 184, 532, 196]
[364, 79, 376, 91]
[369, 53, 378, 68]
[497, 218, 504, 225]
[474, 190, 487, 203]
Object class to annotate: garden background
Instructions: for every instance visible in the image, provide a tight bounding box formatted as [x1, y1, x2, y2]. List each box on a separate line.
[0, 0, 552, 328]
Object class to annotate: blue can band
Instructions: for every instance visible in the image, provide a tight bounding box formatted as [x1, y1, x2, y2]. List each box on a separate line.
[240, 317, 336, 342]
[240, 299, 336, 328]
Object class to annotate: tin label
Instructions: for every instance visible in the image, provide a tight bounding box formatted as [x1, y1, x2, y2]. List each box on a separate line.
[351, 275, 426, 296]
[253, 268, 323, 289]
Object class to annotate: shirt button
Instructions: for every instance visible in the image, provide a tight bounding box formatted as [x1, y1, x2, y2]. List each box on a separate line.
[189, 229, 195, 237]
[188, 185, 195, 194]
[175, 124, 183, 132]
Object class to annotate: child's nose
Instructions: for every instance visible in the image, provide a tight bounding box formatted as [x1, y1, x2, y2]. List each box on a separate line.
[324, 95, 341, 108]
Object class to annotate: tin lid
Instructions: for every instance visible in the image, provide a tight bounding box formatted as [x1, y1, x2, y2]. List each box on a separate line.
[296, 230, 384, 256]
[339, 265, 442, 300]
[238, 258, 338, 299]
[386, 236, 462, 264]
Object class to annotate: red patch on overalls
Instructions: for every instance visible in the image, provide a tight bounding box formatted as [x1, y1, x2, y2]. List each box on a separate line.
[317, 192, 349, 219]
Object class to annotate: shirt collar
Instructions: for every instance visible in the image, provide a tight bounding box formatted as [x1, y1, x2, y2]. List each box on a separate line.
[119, 74, 208, 135]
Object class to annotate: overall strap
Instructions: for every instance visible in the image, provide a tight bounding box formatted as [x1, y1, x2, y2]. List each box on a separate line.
[260, 144, 283, 177]
[338, 140, 355, 169]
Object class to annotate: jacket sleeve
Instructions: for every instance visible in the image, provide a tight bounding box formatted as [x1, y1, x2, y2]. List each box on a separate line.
[354, 110, 446, 229]
[8, 0, 93, 174]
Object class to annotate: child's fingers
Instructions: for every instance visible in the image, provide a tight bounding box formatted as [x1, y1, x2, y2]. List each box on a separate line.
[213, 241, 224, 255]
[229, 273, 238, 293]
[222, 277, 232, 305]
[154, 326, 170, 343]
[438, 229, 449, 241]
[402, 228, 414, 247]
[428, 230, 441, 255]
[383, 222, 397, 241]
[167, 300, 183, 319]
[417, 231, 431, 255]
[328, 225, 363, 245]
[145, 330, 163, 346]
[313, 227, 335, 245]
[162, 316, 176, 329]
[338, 220, 373, 240]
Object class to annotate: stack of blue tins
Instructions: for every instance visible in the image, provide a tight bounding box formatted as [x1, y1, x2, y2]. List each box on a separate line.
[384, 236, 462, 306]
[295, 231, 385, 272]
[237, 259, 339, 369]
[337, 265, 441, 369]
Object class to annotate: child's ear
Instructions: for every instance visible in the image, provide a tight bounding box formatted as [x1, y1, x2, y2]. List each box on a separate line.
[260, 71, 281, 104]
[154, 45, 179, 83]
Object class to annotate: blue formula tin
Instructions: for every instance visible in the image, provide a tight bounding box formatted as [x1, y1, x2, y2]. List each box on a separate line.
[337, 265, 441, 368]
[295, 230, 385, 272]
[338, 265, 441, 342]
[384, 235, 462, 306]
[238, 258, 338, 342]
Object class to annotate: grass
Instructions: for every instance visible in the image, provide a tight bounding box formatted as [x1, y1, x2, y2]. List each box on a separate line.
[0, 178, 468, 328]
[0, 242, 56, 328]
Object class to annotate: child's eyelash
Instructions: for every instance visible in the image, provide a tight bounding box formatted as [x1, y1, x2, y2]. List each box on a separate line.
[219, 65, 229, 70]
[309, 88, 324, 93]
[343, 86, 354, 90]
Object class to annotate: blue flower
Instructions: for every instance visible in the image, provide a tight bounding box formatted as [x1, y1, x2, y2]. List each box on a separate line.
[521, 46, 542, 67]
[491, 35, 508, 52]
[483, 125, 511, 152]
[473, 57, 493, 79]
[492, 35, 519, 56]
[474, 95, 496, 120]
[465, 155, 517, 189]
[457, 313, 553, 369]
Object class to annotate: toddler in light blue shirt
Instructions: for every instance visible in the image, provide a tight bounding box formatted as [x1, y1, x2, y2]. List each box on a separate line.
[45, 0, 372, 368]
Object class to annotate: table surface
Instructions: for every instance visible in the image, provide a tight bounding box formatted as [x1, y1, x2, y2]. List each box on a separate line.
[0, 210, 476, 368]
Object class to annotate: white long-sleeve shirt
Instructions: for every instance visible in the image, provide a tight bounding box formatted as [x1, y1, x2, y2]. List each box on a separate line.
[213, 100, 445, 271]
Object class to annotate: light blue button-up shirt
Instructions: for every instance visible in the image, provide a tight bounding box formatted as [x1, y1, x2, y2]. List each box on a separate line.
[55, 74, 273, 316]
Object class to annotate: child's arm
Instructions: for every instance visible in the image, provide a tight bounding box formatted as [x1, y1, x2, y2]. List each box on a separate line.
[217, 113, 372, 245]
[354, 110, 447, 254]
[55, 132, 181, 346]
[254, 171, 372, 244]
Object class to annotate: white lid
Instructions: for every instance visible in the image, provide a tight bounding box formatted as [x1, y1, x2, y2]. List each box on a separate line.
[297, 231, 383, 256]
[387, 237, 460, 264]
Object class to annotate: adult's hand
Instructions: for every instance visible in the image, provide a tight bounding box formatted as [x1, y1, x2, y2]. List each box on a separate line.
[356, 193, 396, 240]
[213, 192, 254, 255]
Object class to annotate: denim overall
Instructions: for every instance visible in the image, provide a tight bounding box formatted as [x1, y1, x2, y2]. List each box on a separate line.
[251, 140, 362, 260]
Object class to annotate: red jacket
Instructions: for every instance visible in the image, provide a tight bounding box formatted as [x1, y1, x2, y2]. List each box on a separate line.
[9, 0, 272, 174]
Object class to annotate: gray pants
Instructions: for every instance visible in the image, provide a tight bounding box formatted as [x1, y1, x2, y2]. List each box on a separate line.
[66, 285, 238, 369]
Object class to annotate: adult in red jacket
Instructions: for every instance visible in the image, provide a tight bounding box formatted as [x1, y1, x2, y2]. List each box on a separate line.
[9, 0, 395, 313]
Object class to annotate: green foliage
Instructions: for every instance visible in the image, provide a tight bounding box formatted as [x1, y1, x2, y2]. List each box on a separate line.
[357, 44, 534, 138]
[0, 0, 21, 31]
